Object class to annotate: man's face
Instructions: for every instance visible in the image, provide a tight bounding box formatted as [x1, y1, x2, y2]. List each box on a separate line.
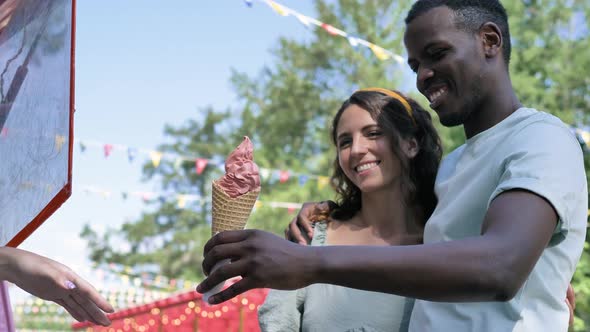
[404, 6, 487, 127]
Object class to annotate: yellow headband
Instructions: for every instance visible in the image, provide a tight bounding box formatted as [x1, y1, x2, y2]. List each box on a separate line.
[356, 87, 415, 124]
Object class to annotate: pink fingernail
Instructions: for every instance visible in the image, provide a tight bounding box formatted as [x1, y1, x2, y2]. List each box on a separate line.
[65, 280, 76, 290]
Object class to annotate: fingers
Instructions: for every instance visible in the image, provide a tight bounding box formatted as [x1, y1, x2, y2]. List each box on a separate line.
[287, 219, 306, 245]
[70, 290, 111, 326]
[201, 240, 245, 277]
[203, 230, 250, 255]
[73, 277, 115, 314]
[56, 298, 85, 322]
[198, 256, 247, 294]
[207, 278, 254, 305]
[567, 283, 575, 310]
[566, 297, 574, 326]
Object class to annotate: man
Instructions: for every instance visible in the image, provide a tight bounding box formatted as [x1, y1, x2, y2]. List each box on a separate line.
[197, 1, 586, 330]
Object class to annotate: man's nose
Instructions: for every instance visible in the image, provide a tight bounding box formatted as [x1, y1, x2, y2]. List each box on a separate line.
[417, 65, 434, 91]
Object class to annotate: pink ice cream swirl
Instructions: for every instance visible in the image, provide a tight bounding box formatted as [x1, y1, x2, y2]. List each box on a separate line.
[216, 136, 261, 198]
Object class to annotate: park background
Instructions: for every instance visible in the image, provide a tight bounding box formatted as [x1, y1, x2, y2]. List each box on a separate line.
[7, 0, 590, 331]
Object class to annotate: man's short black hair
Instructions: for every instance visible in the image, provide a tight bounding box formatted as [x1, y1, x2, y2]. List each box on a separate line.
[405, 0, 511, 66]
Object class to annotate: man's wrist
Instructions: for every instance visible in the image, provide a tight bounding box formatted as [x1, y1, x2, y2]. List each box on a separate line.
[303, 245, 326, 286]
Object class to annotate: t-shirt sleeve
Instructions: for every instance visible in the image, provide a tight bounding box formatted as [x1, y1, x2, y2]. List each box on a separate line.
[489, 121, 586, 246]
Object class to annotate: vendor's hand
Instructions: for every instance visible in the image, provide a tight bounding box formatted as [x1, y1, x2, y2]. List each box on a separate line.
[566, 283, 575, 327]
[286, 200, 336, 245]
[197, 230, 314, 304]
[7, 247, 114, 326]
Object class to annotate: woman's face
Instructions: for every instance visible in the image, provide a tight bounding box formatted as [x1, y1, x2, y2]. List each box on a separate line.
[336, 104, 402, 194]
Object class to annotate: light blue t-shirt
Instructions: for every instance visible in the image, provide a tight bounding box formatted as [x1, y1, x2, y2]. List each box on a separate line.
[409, 108, 587, 331]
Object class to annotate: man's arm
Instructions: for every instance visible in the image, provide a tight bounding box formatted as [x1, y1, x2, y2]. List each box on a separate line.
[198, 189, 556, 304]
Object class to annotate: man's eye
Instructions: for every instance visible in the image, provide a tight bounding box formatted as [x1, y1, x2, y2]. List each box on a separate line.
[431, 49, 447, 59]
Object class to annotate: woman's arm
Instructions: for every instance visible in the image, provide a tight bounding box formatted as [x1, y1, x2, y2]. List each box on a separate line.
[0, 246, 114, 326]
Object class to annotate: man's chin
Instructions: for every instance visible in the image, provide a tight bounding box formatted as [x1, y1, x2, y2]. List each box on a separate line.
[438, 112, 465, 127]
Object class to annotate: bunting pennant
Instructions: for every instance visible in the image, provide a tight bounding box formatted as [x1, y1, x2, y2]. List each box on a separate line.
[177, 195, 187, 208]
[298, 174, 309, 186]
[174, 157, 184, 171]
[244, 0, 253, 7]
[295, 13, 312, 28]
[368, 43, 392, 61]
[347, 36, 360, 47]
[103, 144, 113, 158]
[317, 176, 330, 189]
[279, 170, 290, 183]
[0, 127, 8, 137]
[195, 158, 208, 175]
[127, 147, 138, 162]
[150, 151, 163, 168]
[54, 135, 66, 153]
[259, 168, 271, 180]
[268, 0, 289, 16]
[79, 141, 87, 152]
[253, 0, 405, 62]
[321, 23, 344, 36]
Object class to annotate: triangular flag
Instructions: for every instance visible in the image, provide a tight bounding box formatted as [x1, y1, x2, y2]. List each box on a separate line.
[104, 144, 113, 158]
[54, 135, 66, 153]
[347, 36, 360, 47]
[279, 170, 290, 183]
[127, 148, 138, 163]
[195, 158, 208, 175]
[0, 127, 8, 137]
[121, 192, 128, 200]
[255, 201, 263, 209]
[150, 151, 163, 168]
[298, 175, 309, 186]
[321, 23, 340, 36]
[141, 192, 153, 202]
[174, 158, 184, 171]
[243, 0, 253, 7]
[260, 168, 271, 180]
[268, 1, 289, 16]
[269, 170, 280, 184]
[368, 44, 392, 61]
[295, 13, 312, 28]
[317, 176, 330, 189]
[288, 207, 296, 214]
[177, 195, 187, 208]
[79, 141, 86, 153]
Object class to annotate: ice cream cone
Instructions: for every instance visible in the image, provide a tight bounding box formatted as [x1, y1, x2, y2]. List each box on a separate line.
[211, 180, 260, 236]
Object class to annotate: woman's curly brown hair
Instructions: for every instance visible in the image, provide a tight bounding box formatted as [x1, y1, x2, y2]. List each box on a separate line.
[329, 90, 442, 226]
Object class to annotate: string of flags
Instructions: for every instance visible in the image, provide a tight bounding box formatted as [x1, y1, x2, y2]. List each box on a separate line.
[78, 184, 303, 212]
[243, 0, 405, 63]
[76, 139, 333, 189]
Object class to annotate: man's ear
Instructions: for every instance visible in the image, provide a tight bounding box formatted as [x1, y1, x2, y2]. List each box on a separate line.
[402, 138, 419, 159]
[480, 22, 502, 58]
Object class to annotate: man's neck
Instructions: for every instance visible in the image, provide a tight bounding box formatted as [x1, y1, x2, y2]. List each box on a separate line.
[463, 78, 521, 139]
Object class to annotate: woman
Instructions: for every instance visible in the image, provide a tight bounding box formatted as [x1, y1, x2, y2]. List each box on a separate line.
[258, 88, 442, 332]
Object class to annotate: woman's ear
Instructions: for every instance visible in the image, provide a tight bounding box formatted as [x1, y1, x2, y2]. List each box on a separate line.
[402, 138, 419, 159]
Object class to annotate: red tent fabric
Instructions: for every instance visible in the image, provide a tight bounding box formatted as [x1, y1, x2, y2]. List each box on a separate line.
[72, 288, 269, 332]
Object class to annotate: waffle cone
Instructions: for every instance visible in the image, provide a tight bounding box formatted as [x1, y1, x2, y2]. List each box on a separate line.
[211, 180, 260, 236]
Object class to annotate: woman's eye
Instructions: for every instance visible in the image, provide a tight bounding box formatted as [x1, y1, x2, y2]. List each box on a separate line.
[368, 131, 382, 137]
[338, 139, 351, 148]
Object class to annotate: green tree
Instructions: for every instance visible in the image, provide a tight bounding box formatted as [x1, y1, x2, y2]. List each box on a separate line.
[81, 0, 590, 328]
